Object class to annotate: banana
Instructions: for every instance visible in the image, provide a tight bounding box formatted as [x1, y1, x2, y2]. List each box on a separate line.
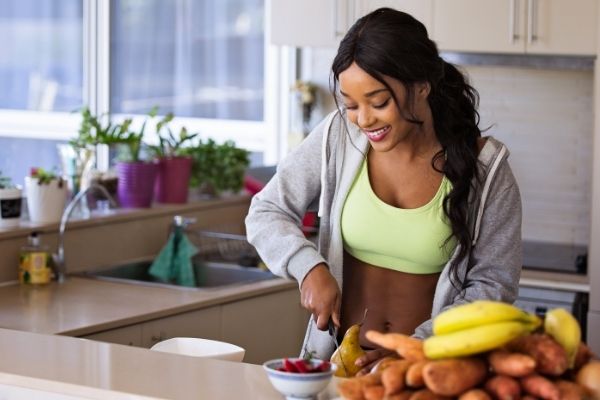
[544, 308, 581, 368]
[424, 320, 539, 359]
[433, 300, 541, 335]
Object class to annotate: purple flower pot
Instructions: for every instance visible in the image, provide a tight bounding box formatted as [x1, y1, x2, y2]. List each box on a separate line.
[154, 156, 193, 204]
[116, 161, 158, 208]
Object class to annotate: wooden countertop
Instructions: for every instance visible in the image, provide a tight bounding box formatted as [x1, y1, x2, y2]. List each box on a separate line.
[0, 328, 340, 399]
[0, 276, 296, 336]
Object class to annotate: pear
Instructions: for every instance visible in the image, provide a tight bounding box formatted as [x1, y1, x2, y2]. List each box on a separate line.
[330, 323, 366, 377]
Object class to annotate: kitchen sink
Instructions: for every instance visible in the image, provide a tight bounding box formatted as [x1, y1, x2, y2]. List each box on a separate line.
[79, 260, 276, 290]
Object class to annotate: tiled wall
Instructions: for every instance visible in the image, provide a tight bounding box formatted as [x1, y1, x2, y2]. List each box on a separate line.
[305, 48, 594, 246]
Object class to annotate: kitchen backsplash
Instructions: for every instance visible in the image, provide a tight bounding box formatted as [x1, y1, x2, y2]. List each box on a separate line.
[304, 48, 593, 246]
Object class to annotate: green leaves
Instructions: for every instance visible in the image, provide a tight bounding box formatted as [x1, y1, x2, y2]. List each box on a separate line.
[184, 139, 250, 195]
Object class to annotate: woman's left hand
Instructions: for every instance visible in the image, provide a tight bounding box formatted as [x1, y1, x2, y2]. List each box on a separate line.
[354, 348, 397, 376]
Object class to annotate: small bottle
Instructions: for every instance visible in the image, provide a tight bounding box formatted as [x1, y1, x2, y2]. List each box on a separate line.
[19, 232, 53, 285]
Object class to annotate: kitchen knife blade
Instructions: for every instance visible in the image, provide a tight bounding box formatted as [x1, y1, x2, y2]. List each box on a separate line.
[328, 318, 348, 374]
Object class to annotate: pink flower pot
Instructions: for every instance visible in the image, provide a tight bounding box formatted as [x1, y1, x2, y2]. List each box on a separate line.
[154, 156, 193, 204]
[117, 161, 158, 208]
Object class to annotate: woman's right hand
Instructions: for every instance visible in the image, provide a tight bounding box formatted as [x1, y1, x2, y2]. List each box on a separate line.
[300, 263, 341, 331]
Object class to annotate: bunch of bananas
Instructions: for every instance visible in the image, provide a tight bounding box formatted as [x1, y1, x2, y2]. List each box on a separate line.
[424, 300, 542, 359]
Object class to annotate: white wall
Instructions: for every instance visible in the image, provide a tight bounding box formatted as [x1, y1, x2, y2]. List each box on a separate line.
[302, 48, 594, 247]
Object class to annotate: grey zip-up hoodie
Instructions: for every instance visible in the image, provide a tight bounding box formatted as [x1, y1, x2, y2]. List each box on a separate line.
[245, 110, 522, 359]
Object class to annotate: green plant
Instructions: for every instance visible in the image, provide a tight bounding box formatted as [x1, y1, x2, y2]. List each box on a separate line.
[116, 106, 159, 162]
[0, 171, 15, 189]
[71, 107, 132, 148]
[148, 111, 198, 158]
[30, 168, 64, 187]
[184, 139, 250, 195]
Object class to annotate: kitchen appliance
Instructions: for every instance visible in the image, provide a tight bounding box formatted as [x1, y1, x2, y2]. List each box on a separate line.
[522, 240, 587, 274]
[518, 240, 589, 340]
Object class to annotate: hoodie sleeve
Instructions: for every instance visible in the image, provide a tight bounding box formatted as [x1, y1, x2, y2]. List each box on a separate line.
[245, 115, 334, 287]
[413, 159, 523, 339]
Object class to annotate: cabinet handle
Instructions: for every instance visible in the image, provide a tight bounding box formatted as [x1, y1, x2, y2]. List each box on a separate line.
[527, 0, 538, 43]
[509, 0, 519, 43]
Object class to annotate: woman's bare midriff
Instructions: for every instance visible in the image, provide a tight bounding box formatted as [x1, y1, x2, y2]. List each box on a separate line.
[339, 251, 441, 348]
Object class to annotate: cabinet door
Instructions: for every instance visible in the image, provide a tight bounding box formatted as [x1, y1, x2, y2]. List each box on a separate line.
[357, 0, 434, 35]
[526, 0, 597, 55]
[141, 306, 221, 348]
[433, 0, 526, 53]
[269, 0, 351, 47]
[82, 324, 143, 347]
[221, 289, 310, 364]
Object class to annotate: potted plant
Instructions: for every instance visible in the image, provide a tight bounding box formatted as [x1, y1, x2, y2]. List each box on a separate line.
[0, 171, 23, 228]
[24, 168, 68, 224]
[148, 112, 198, 204]
[115, 109, 158, 209]
[184, 139, 250, 198]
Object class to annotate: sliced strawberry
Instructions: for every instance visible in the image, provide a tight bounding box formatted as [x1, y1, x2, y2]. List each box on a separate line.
[293, 359, 309, 373]
[283, 358, 298, 373]
[315, 360, 330, 372]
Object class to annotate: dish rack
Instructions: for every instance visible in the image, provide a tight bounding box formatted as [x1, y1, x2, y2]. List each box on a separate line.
[186, 230, 261, 267]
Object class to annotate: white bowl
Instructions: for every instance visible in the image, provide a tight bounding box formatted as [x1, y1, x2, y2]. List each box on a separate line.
[263, 358, 336, 400]
[150, 337, 245, 362]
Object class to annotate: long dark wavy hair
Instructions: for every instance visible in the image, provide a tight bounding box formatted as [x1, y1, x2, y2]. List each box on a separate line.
[331, 8, 482, 288]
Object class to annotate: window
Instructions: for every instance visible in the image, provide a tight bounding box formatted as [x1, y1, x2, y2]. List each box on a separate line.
[0, 0, 278, 185]
[111, 0, 264, 121]
[0, 1, 83, 112]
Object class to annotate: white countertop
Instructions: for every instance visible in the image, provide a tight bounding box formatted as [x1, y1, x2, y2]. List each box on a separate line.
[0, 276, 295, 336]
[0, 328, 340, 399]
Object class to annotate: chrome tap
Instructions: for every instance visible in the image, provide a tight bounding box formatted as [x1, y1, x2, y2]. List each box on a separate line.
[54, 184, 118, 283]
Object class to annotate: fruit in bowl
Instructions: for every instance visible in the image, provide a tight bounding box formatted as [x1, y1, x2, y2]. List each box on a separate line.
[263, 357, 337, 399]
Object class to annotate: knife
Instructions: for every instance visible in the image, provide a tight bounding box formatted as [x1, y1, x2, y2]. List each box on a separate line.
[328, 318, 348, 373]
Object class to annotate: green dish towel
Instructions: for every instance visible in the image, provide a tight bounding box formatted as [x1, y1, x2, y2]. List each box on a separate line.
[149, 227, 198, 287]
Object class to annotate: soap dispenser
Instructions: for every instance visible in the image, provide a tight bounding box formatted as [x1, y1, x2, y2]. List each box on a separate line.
[19, 231, 52, 285]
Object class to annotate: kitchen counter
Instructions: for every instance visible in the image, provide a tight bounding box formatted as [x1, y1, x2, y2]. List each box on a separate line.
[0, 276, 296, 336]
[0, 328, 339, 399]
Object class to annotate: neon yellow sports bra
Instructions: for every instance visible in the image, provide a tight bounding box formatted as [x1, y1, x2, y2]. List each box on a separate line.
[341, 159, 457, 274]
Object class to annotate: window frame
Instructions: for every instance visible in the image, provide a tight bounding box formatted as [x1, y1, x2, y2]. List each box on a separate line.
[0, 0, 284, 163]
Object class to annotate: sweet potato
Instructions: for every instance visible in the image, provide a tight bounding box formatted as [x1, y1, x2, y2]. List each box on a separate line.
[507, 333, 568, 376]
[409, 388, 452, 400]
[372, 356, 401, 373]
[387, 391, 416, 400]
[365, 330, 426, 361]
[573, 342, 595, 371]
[363, 384, 385, 400]
[576, 360, 600, 400]
[556, 380, 585, 400]
[459, 389, 493, 400]
[382, 360, 413, 396]
[422, 358, 487, 396]
[520, 374, 560, 400]
[406, 360, 428, 388]
[488, 350, 536, 377]
[337, 372, 382, 400]
[484, 374, 521, 400]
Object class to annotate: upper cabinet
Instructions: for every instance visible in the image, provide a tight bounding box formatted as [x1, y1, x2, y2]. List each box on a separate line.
[269, 0, 597, 56]
[433, 0, 598, 55]
[268, 0, 433, 48]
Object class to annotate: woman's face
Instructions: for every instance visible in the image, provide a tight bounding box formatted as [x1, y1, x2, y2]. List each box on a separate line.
[339, 62, 426, 152]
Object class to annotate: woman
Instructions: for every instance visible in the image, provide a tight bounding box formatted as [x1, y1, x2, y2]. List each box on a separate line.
[245, 8, 522, 373]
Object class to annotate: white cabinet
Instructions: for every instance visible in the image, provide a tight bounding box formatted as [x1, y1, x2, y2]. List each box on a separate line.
[269, 0, 432, 47]
[433, 0, 597, 55]
[141, 306, 222, 348]
[221, 289, 309, 364]
[82, 324, 143, 347]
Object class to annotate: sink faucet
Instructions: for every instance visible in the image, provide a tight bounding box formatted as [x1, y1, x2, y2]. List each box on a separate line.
[54, 183, 118, 283]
